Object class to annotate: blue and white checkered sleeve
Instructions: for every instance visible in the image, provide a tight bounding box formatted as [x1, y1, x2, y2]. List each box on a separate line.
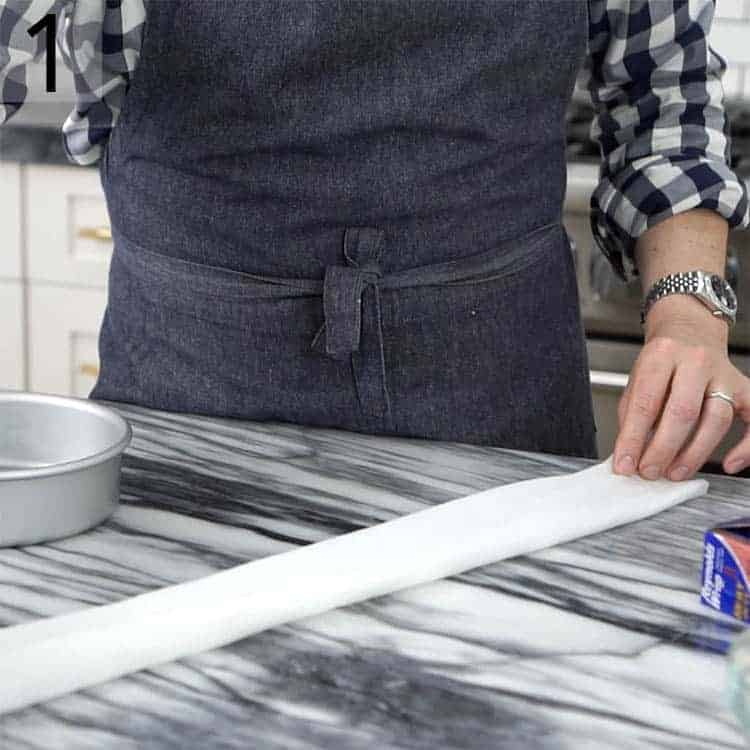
[60, 0, 144, 165]
[0, 0, 144, 165]
[1, 0, 71, 123]
[581, 0, 750, 283]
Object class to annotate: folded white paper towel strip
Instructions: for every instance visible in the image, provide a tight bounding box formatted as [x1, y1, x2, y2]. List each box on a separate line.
[0, 454, 708, 715]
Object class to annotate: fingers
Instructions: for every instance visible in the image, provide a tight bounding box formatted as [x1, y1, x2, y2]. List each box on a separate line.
[664, 389, 735, 480]
[636, 363, 710, 480]
[617, 383, 629, 432]
[618, 386, 656, 442]
[614, 342, 675, 476]
[721, 380, 750, 474]
[723, 424, 750, 474]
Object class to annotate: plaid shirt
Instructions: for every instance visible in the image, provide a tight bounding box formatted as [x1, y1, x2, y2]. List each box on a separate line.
[1, 0, 748, 282]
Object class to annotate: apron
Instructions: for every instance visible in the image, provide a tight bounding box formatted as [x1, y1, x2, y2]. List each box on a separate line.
[90, 0, 598, 459]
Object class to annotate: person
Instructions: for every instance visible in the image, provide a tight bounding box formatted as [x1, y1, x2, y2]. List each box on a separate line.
[2, 0, 748, 481]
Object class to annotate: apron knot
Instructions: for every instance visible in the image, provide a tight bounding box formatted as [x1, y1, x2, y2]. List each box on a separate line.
[311, 227, 386, 361]
[310, 226, 392, 421]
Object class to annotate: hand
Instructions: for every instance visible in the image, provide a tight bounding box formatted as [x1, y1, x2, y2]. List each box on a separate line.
[613, 294, 750, 481]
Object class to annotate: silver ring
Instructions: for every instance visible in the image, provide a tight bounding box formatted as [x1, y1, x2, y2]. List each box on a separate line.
[706, 390, 736, 410]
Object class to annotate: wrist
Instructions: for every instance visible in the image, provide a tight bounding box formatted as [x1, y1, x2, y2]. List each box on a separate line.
[642, 293, 730, 345]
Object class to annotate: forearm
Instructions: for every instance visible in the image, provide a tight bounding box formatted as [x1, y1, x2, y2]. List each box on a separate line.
[634, 209, 730, 345]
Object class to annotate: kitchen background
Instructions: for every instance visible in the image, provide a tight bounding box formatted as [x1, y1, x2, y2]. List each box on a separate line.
[1, 2, 749, 471]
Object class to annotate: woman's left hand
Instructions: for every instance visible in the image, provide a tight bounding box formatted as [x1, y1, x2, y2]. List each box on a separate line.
[613, 294, 750, 481]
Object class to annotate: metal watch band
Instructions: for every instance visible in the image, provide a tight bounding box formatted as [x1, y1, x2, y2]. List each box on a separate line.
[640, 270, 736, 326]
[640, 271, 701, 325]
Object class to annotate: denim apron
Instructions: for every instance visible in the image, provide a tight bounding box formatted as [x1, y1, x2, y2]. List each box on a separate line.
[90, 0, 598, 458]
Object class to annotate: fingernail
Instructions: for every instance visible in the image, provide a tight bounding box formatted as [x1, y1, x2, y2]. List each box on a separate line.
[669, 465, 689, 481]
[727, 459, 745, 474]
[641, 464, 661, 480]
[615, 454, 635, 474]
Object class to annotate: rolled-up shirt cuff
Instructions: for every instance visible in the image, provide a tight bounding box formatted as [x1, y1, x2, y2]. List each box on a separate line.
[590, 156, 750, 283]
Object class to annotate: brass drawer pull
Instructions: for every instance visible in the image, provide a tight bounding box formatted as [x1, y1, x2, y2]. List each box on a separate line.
[77, 226, 112, 242]
[78, 363, 100, 378]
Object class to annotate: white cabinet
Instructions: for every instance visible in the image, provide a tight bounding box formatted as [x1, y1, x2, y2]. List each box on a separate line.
[3, 162, 112, 396]
[28, 285, 107, 397]
[0, 281, 24, 390]
[0, 163, 22, 279]
[24, 164, 112, 288]
[0, 164, 26, 390]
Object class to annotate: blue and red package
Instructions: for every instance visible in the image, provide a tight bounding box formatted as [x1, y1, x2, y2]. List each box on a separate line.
[701, 519, 750, 622]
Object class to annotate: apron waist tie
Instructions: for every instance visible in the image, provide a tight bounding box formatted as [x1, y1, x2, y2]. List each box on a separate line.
[112, 221, 561, 425]
[310, 227, 390, 421]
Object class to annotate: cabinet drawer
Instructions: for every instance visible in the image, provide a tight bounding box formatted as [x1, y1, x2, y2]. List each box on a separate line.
[28, 285, 107, 397]
[0, 281, 24, 390]
[0, 163, 22, 279]
[24, 164, 112, 288]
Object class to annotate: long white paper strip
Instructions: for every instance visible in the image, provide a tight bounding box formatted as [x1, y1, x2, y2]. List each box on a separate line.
[0, 455, 707, 715]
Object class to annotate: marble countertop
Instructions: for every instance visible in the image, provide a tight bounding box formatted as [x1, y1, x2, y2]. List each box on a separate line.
[1, 401, 749, 749]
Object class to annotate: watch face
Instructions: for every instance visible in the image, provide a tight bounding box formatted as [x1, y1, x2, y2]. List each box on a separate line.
[710, 273, 737, 311]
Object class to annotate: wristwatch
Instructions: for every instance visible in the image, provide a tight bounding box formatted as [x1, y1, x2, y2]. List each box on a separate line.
[640, 270, 738, 326]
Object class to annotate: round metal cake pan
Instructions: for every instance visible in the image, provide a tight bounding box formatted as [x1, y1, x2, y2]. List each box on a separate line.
[0, 391, 132, 547]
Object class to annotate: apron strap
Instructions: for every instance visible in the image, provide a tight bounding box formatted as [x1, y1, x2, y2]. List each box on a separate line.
[311, 227, 385, 360]
[311, 227, 391, 419]
[112, 221, 561, 424]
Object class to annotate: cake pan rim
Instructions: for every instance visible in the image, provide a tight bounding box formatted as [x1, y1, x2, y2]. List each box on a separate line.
[0, 391, 132, 482]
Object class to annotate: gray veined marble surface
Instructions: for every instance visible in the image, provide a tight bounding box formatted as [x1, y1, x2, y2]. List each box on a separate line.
[0, 400, 749, 749]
